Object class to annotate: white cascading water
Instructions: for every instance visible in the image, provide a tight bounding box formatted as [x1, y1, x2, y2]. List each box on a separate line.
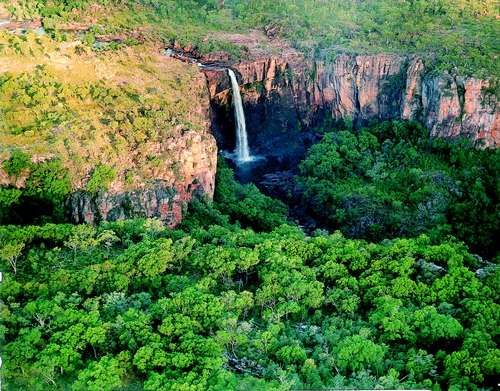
[227, 69, 252, 163]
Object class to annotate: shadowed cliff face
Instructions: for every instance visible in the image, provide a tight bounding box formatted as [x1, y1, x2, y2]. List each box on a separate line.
[204, 52, 499, 156]
[205, 62, 317, 171]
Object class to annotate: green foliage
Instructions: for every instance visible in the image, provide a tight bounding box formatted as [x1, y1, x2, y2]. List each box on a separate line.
[86, 164, 116, 193]
[0, 67, 73, 136]
[0, 157, 71, 223]
[0, 220, 498, 390]
[298, 120, 500, 257]
[25, 159, 71, 203]
[3, 0, 497, 76]
[0, 188, 22, 213]
[2, 150, 31, 177]
[4, 0, 243, 56]
[228, 0, 499, 77]
[72, 352, 131, 391]
[214, 159, 288, 231]
[335, 335, 386, 373]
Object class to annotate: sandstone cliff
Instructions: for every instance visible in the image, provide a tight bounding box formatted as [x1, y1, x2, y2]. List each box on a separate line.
[67, 128, 217, 226]
[203, 34, 498, 150]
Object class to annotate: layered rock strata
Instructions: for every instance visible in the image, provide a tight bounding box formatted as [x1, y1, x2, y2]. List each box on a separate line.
[203, 44, 498, 149]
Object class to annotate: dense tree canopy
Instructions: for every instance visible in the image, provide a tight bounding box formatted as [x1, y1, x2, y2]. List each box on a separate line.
[0, 222, 497, 389]
[298, 121, 500, 258]
[0, 200, 498, 389]
[1, 125, 499, 389]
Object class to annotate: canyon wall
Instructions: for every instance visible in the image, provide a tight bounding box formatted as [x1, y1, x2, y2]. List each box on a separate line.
[68, 49, 498, 226]
[67, 129, 217, 226]
[204, 50, 499, 155]
[65, 61, 218, 226]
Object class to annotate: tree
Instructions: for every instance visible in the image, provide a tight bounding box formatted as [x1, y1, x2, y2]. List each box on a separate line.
[86, 164, 116, 193]
[335, 335, 386, 374]
[136, 238, 174, 278]
[64, 225, 98, 255]
[72, 353, 130, 391]
[0, 241, 24, 274]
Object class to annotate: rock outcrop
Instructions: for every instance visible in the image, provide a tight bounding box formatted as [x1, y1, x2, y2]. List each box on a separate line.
[0, 47, 218, 227]
[64, 59, 218, 226]
[68, 130, 217, 226]
[203, 35, 498, 149]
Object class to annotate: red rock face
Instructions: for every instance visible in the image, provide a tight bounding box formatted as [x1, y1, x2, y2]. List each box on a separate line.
[68, 130, 217, 226]
[402, 58, 425, 120]
[204, 50, 499, 147]
[461, 78, 499, 145]
[422, 75, 464, 139]
[318, 54, 407, 122]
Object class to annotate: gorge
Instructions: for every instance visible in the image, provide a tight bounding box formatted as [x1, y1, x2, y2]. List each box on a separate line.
[0, 36, 498, 227]
[196, 36, 499, 205]
[205, 44, 498, 159]
[1, 1, 499, 390]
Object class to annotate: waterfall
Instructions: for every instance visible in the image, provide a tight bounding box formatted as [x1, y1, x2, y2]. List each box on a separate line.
[227, 69, 252, 163]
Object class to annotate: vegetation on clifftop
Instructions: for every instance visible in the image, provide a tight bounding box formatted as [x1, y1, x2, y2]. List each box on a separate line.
[229, 0, 499, 78]
[0, 36, 210, 197]
[2, 0, 497, 77]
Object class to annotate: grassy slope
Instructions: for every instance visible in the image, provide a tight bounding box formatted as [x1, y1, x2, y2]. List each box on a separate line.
[0, 29, 210, 189]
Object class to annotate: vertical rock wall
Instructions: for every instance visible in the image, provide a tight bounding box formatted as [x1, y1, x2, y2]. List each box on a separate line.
[205, 53, 498, 148]
[68, 130, 217, 226]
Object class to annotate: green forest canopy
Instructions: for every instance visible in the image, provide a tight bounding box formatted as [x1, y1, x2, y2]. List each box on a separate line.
[1, 217, 498, 390]
[298, 121, 500, 258]
[1, 129, 499, 389]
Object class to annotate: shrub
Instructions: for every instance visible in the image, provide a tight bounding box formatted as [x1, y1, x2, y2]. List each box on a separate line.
[86, 164, 117, 193]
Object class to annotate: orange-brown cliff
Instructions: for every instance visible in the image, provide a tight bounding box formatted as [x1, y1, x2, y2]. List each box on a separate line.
[203, 34, 498, 148]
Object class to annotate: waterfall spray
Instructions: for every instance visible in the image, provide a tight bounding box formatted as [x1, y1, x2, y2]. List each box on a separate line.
[227, 69, 252, 163]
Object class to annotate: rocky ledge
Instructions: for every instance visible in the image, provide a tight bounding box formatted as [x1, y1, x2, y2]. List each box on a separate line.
[68, 129, 217, 226]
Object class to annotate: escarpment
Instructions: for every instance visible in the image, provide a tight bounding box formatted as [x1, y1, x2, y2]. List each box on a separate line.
[203, 39, 499, 154]
[1, 30, 497, 227]
[67, 128, 217, 226]
[0, 46, 217, 226]
[66, 64, 218, 226]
